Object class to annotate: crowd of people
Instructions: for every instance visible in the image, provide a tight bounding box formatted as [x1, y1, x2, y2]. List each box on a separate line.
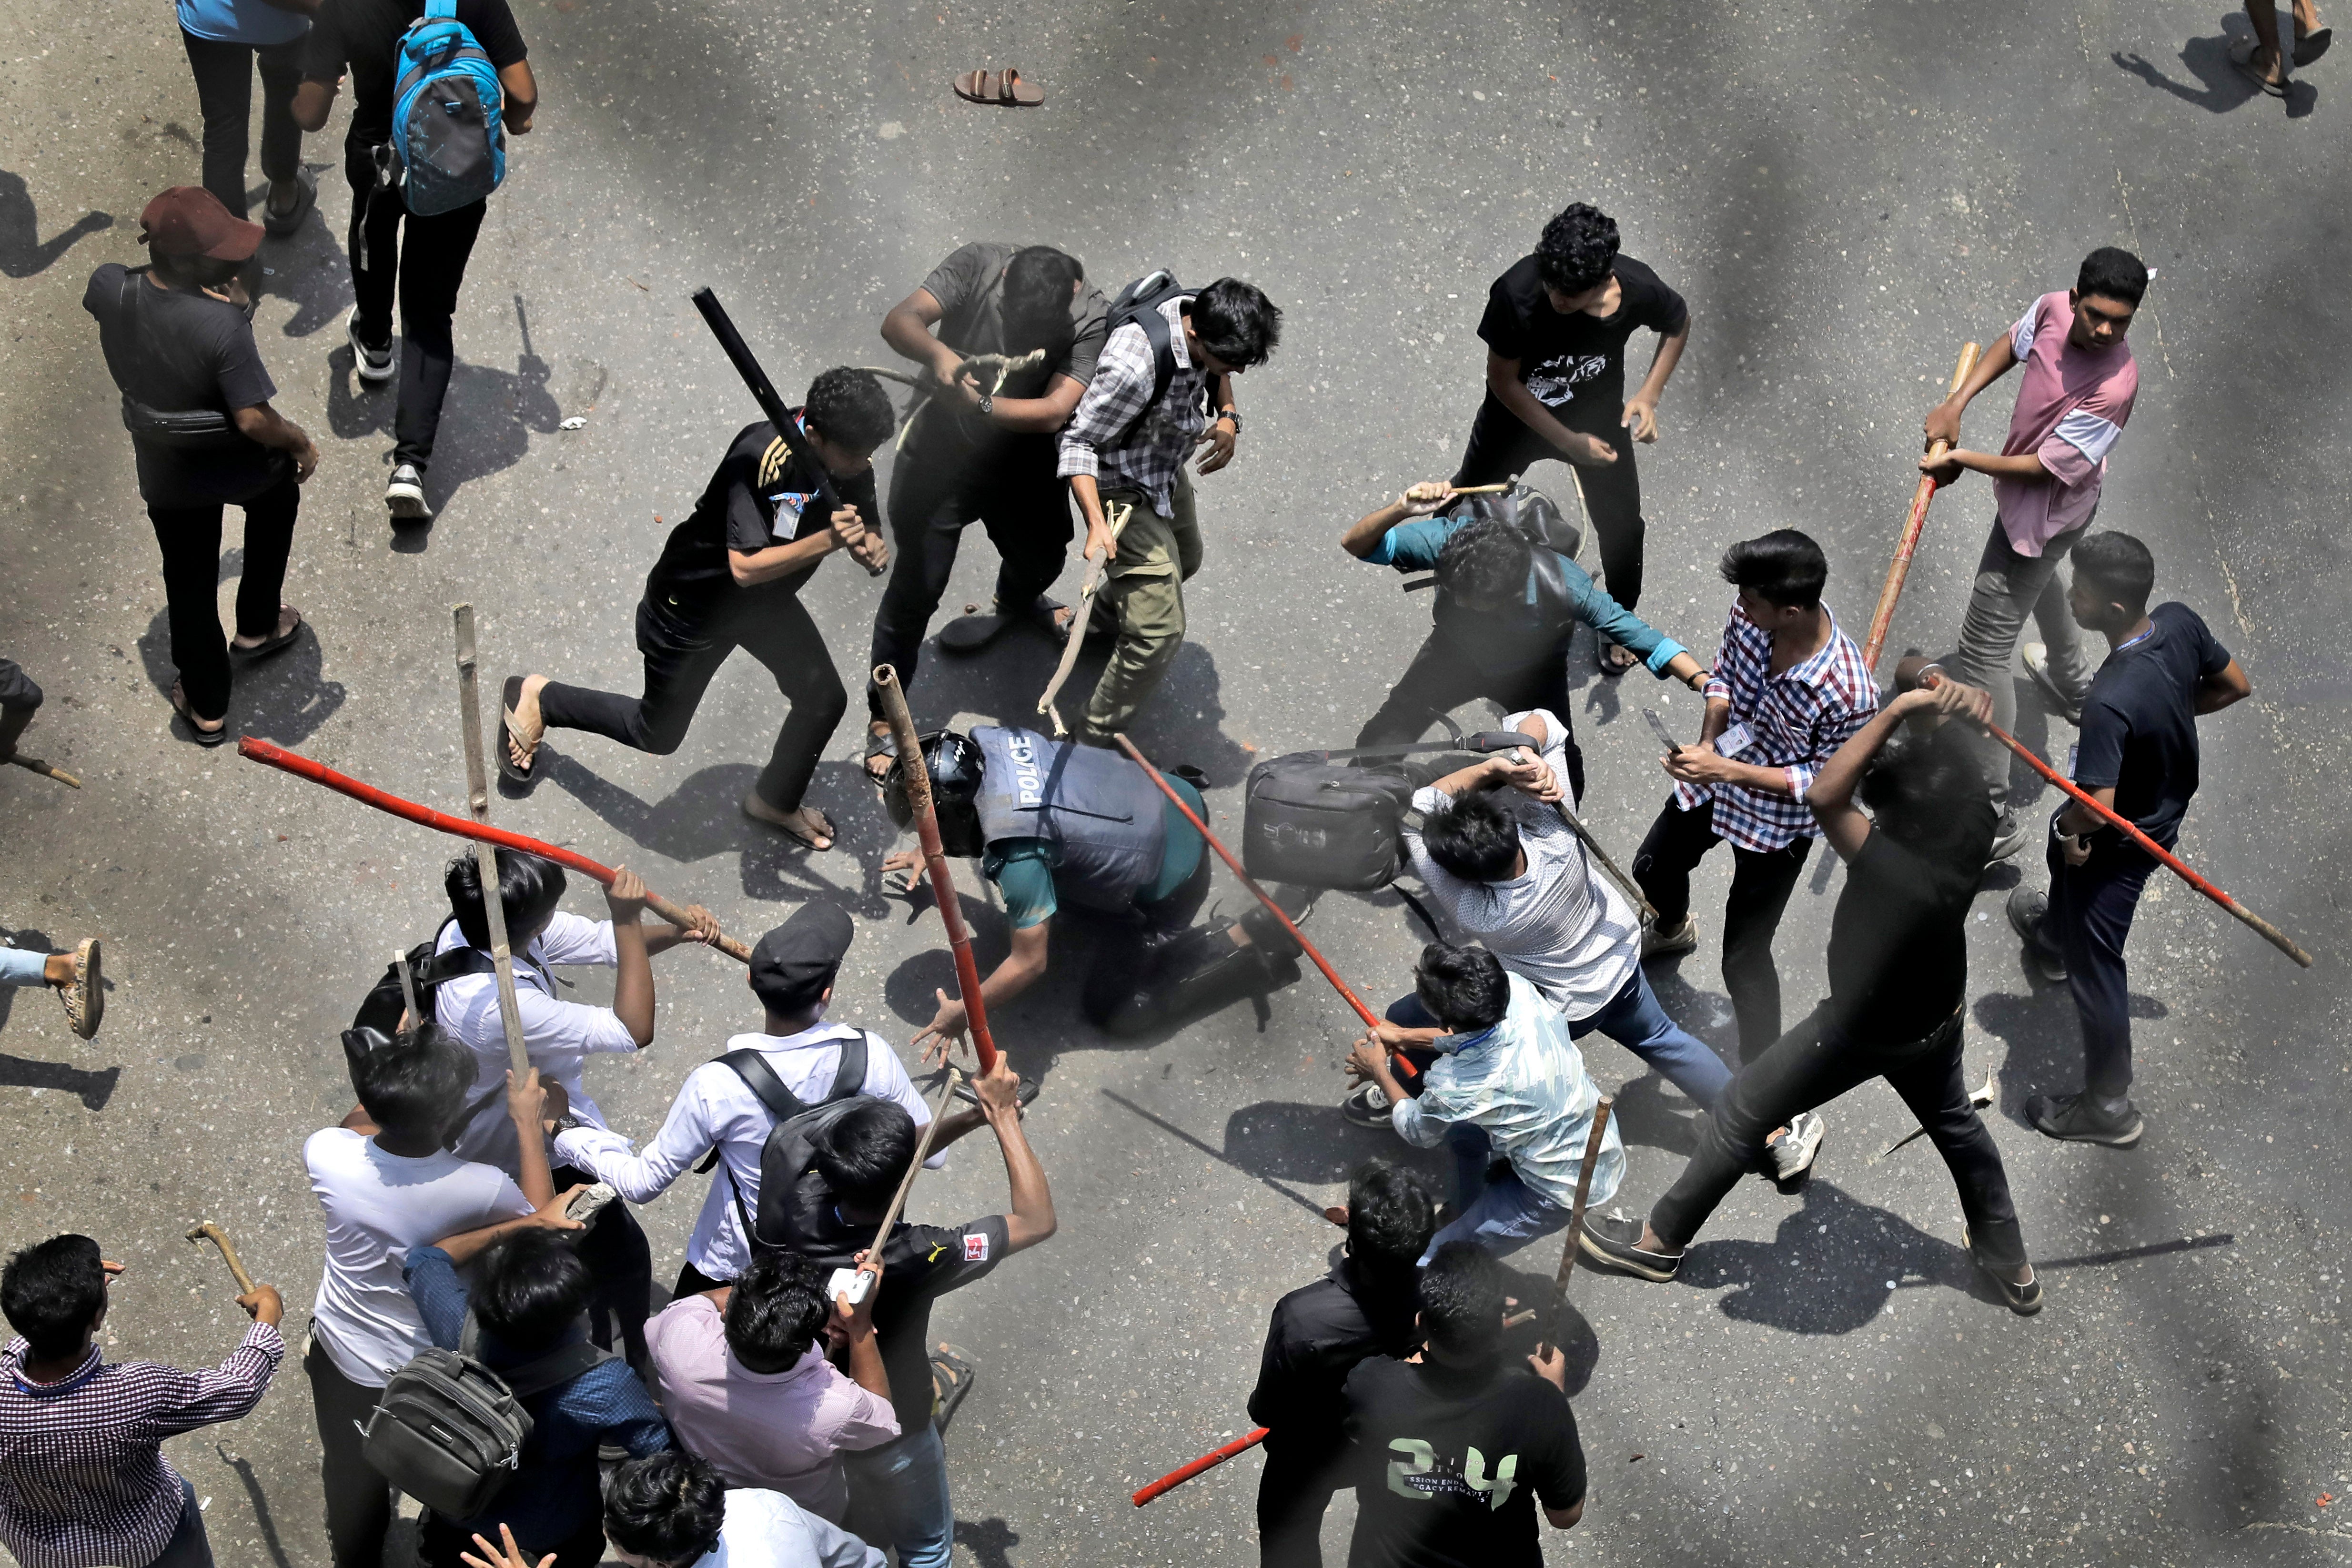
[0, 0, 2272, 1562]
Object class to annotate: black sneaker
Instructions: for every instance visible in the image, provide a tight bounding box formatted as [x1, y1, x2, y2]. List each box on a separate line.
[1987, 810, 2030, 865]
[1578, 1211, 1680, 1282]
[1766, 1111, 1826, 1193]
[2026, 1092, 2144, 1148]
[1963, 1224, 2043, 1316]
[2006, 887, 2068, 981]
[1340, 1080, 1393, 1128]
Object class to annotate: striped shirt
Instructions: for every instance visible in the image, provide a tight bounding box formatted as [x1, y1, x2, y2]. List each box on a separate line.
[0, 1323, 283, 1568]
[1676, 598, 1878, 852]
[1401, 708, 1640, 1020]
[1053, 296, 1210, 515]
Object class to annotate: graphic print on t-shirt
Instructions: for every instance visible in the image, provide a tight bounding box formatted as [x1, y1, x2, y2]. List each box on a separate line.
[1387, 1439, 1521, 1510]
[1522, 355, 1611, 407]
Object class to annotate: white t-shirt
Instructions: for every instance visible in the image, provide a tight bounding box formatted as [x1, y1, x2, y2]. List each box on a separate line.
[554, 1022, 939, 1282]
[433, 911, 640, 1173]
[696, 1488, 883, 1568]
[303, 1127, 534, 1386]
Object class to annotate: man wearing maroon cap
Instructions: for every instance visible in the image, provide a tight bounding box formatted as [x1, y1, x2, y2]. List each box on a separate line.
[83, 186, 319, 746]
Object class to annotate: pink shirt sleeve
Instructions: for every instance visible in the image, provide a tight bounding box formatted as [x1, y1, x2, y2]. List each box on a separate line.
[821, 1363, 903, 1451]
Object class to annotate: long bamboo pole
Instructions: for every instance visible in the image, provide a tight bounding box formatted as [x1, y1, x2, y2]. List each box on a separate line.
[1862, 343, 1982, 670]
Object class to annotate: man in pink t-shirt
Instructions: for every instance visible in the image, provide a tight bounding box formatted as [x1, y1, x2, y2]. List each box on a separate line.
[1917, 246, 2147, 856]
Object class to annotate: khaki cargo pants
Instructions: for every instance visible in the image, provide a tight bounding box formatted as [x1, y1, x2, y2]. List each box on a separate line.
[1080, 473, 1201, 744]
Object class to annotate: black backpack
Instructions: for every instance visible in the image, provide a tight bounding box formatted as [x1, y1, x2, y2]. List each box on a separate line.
[1241, 729, 1530, 891]
[348, 918, 495, 1038]
[1104, 269, 1194, 429]
[698, 1035, 878, 1253]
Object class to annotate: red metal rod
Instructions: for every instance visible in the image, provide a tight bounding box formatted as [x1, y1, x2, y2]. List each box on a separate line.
[1133, 1427, 1268, 1506]
[237, 736, 753, 964]
[1113, 735, 1415, 1078]
[1862, 342, 1981, 670]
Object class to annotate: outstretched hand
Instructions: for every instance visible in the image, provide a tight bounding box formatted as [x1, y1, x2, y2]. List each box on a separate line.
[913, 989, 971, 1061]
[459, 1524, 555, 1568]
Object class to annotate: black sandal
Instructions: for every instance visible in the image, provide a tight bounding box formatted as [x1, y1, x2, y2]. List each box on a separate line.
[230, 603, 303, 660]
[497, 675, 539, 787]
[170, 681, 228, 747]
[929, 1343, 978, 1432]
[864, 725, 898, 782]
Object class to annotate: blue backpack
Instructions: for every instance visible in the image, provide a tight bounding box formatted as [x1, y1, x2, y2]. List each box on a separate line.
[392, 0, 506, 216]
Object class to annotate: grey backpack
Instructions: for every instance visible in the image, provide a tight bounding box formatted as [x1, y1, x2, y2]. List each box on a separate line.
[357, 1315, 609, 1518]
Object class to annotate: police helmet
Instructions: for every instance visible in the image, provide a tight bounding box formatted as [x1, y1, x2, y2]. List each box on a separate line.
[881, 729, 987, 857]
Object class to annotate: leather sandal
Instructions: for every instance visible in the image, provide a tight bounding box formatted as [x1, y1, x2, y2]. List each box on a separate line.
[953, 67, 1044, 106]
[170, 680, 228, 747]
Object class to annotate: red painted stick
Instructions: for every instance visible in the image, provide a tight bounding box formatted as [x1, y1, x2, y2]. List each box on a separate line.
[1133, 1427, 1268, 1506]
[236, 736, 753, 963]
[1924, 682, 2313, 968]
[1113, 736, 1414, 1078]
[1862, 342, 1981, 670]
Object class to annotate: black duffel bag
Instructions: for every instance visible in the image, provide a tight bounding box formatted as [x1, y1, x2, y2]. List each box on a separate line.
[1240, 728, 1527, 891]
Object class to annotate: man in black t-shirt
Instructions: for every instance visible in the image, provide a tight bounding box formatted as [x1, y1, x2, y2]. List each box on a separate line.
[503, 371, 895, 851]
[1581, 670, 2046, 1315]
[1249, 1162, 1438, 1568]
[863, 243, 1110, 769]
[2006, 532, 2251, 1147]
[1339, 1243, 1584, 1568]
[1460, 203, 1690, 671]
[293, 0, 535, 524]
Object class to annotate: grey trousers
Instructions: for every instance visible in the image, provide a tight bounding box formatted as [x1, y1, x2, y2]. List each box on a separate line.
[1943, 514, 2095, 809]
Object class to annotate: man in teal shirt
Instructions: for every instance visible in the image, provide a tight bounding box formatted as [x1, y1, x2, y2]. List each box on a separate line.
[1342, 480, 1708, 800]
[880, 726, 1302, 1041]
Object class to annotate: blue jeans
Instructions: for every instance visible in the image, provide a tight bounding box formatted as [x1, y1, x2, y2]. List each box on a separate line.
[144, 1476, 215, 1568]
[843, 1419, 953, 1568]
[0, 947, 50, 987]
[1420, 1122, 1570, 1264]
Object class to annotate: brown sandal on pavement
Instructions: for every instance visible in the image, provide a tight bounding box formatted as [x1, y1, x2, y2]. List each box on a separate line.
[953, 67, 1044, 106]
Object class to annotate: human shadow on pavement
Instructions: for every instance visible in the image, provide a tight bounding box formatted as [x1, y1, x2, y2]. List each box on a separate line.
[133, 547, 347, 747]
[0, 171, 111, 277]
[0, 1052, 121, 1111]
[2113, 21, 2322, 115]
[212, 1443, 295, 1568]
[1972, 987, 2167, 1130]
[951, 1517, 1020, 1568]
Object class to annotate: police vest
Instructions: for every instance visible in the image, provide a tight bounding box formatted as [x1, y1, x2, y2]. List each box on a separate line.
[972, 725, 1167, 910]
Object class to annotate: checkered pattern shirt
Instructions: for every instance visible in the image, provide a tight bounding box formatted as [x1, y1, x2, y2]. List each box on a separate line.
[1054, 296, 1211, 516]
[0, 1322, 283, 1568]
[1674, 597, 1878, 851]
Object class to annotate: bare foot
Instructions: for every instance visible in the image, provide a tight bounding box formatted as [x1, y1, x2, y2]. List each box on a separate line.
[742, 793, 835, 850]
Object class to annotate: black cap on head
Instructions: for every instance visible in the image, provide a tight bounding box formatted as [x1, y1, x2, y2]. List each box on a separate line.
[749, 902, 854, 1013]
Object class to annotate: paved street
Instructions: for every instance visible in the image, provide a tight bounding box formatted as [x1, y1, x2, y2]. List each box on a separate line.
[3, 0, 2348, 1563]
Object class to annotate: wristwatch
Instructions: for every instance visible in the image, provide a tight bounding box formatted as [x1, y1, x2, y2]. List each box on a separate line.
[975, 394, 994, 417]
[550, 1114, 583, 1135]
[1215, 407, 1241, 433]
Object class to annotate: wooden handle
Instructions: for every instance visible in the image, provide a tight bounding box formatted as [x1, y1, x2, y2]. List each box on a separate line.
[1862, 343, 1981, 669]
[5, 754, 81, 788]
[189, 1223, 256, 1294]
[1539, 1097, 1613, 1355]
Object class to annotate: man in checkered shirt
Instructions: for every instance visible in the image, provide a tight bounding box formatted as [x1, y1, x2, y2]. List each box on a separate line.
[0, 1233, 284, 1568]
[1056, 274, 1280, 745]
[1632, 529, 1877, 1186]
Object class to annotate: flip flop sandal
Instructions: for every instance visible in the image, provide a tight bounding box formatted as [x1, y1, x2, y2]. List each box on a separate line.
[952, 69, 1000, 103]
[2231, 45, 2290, 93]
[2294, 25, 2332, 63]
[497, 674, 540, 787]
[865, 726, 899, 781]
[1596, 637, 1638, 676]
[169, 680, 229, 747]
[929, 1344, 978, 1433]
[994, 69, 1045, 106]
[231, 603, 303, 660]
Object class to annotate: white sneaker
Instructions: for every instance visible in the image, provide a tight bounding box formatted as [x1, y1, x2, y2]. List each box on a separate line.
[2021, 643, 2084, 726]
[385, 464, 431, 522]
[1767, 1111, 1827, 1192]
[347, 307, 395, 384]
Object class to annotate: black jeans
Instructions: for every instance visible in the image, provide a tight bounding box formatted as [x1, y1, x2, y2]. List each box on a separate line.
[181, 31, 304, 219]
[1353, 630, 1586, 803]
[559, 1166, 653, 1371]
[1650, 1004, 2028, 1268]
[537, 594, 848, 812]
[1454, 392, 1649, 610]
[345, 149, 486, 467]
[2046, 830, 2159, 1100]
[1632, 797, 1813, 1061]
[148, 471, 301, 720]
[304, 1334, 392, 1568]
[867, 434, 1072, 719]
[1256, 1435, 1345, 1568]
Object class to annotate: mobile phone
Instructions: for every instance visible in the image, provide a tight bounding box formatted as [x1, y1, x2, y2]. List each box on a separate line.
[1641, 708, 1682, 754]
[827, 1266, 874, 1307]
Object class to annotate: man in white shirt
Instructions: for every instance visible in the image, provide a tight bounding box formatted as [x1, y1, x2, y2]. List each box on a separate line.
[304, 1023, 577, 1568]
[555, 902, 977, 1295]
[599, 1451, 883, 1568]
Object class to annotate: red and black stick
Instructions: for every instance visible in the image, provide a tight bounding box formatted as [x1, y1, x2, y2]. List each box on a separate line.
[1132, 1427, 1270, 1507]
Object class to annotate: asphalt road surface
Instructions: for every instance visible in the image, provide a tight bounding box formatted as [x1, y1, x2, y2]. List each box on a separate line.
[4, 0, 2349, 1564]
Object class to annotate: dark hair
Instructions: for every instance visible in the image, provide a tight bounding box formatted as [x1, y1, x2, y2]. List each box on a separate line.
[1435, 516, 1531, 608]
[1417, 1241, 1506, 1360]
[149, 249, 244, 291]
[1720, 528, 1829, 609]
[2076, 246, 2149, 308]
[472, 1229, 593, 1349]
[605, 1451, 727, 1568]
[803, 366, 895, 453]
[1420, 789, 1524, 882]
[724, 1250, 831, 1367]
[346, 1021, 475, 1138]
[445, 848, 567, 951]
[1413, 941, 1511, 1034]
[2070, 530, 2155, 614]
[1187, 278, 1282, 368]
[1001, 246, 1083, 353]
[1857, 722, 1980, 850]
[811, 1097, 918, 1208]
[1347, 1162, 1440, 1274]
[1, 1234, 107, 1360]
[1534, 202, 1620, 295]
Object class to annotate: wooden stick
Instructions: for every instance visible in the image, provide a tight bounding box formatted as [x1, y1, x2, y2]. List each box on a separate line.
[185, 1221, 256, 1295]
[1445, 482, 1511, 496]
[1132, 1428, 1270, 1507]
[394, 949, 422, 1028]
[1862, 343, 1982, 670]
[864, 1068, 960, 1261]
[1539, 1097, 1613, 1356]
[454, 605, 535, 1078]
[1037, 501, 1131, 738]
[872, 666, 1000, 1074]
[4, 754, 80, 788]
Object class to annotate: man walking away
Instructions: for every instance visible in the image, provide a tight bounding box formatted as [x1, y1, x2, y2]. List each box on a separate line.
[600, 1451, 883, 1568]
[1459, 202, 1689, 672]
[1339, 1243, 1585, 1568]
[2234, 0, 2331, 93]
[178, 0, 317, 230]
[503, 371, 895, 850]
[293, 0, 536, 523]
[1633, 529, 1876, 1187]
[2004, 532, 2250, 1147]
[1920, 247, 2146, 857]
[83, 187, 318, 745]
[0, 1234, 284, 1568]
[1582, 669, 2043, 1315]
[1057, 275, 1280, 744]
[1249, 1162, 1438, 1568]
